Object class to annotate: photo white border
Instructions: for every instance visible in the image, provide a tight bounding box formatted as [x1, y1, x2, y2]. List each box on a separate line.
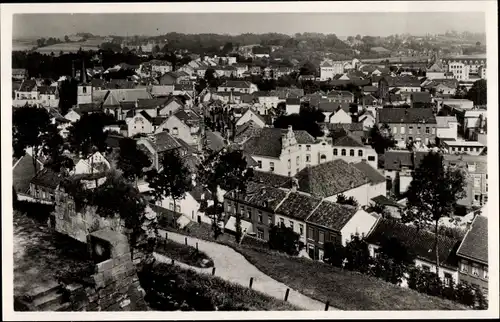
[1, 1, 498, 320]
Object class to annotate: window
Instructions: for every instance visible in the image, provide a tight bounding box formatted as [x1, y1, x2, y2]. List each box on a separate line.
[400, 126, 405, 134]
[306, 145, 311, 151]
[247, 207, 251, 219]
[268, 216, 273, 225]
[306, 154, 311, 162]
[289, 220, 294, 230]
[431, 128, 436, 134]
[333, 148, 338, 156]
[341, 149, 346, 156]
[320, 154, 327, 162]
[280, 217, 285, 226]
[468, 163, 476, 172]
[473, 177, 481, 188]
[444, 273, 452, 286]
[176, 205, 181, 213]
[425, 127, 430, 134]
[393, 126, 398, 134]
[409, 126, 413, 134]
[82, 87, 87, 94]
[258, 160, 262, 169]
[270, 162, 275, 172]
[483, 267, 488, 279]
[368, 156, 376, 161]
[288, 159, 291, 169]
[172, 127, 179, 135]
[358, 150, 363, 157]
[460, 261, 468, 273]
[296, 156, 300, 166]
[227, 203, 232, 213]
[421, 265, 430, 271]
[350, 149, 355, 156]
[299, 224, 304, 236]
[169, 203, 174, 210]
[417, 127, 421, 134]
[308, 227, 314, 240]
[288, 171, 291, 177]
[319, 231, 325, 244]
[258, 212, 263, 223]
[257, 228, 264, 239]
[472, 264, 479, 277]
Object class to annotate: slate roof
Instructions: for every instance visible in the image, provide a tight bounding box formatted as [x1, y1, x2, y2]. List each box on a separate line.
[295, 159, 370, 198]
[371, 195, 403, 208]
[19, 79, 37, 92]
[365, 218, 460, 268]
[234, 120, 263, 144]
[251, 170, 293, 188]
[206, 131, 226, 152]
[331, 134, 364, 147]
[306, 200, 358, 231]
[319, 101, 350, 113]
[352, 161, 385, 184]
[363, 85, 378, 92]
[136, 97, 171, 109]
[323, 122, 364, 133]
[327, 90, 354, 98]
[220, 80, 254, 89]
[105, 88, 152, 105]
[105, 79, 136, 90]
[456, 215, 488, 265]
[30, 168, 63, 190]
[411, 92, 431, 103]
[384, 150, 413, 170]
[286, 97, 301, 105]
[243, 128, 315, 158]
[225, 182, 289, 212]
[174, 109, 201, 124]
[74, 103, 103, 114]
[143, 132, 181, 153]
[38, 86, 57, 95]
[378, 108, 436, 124]
[276, 192, 322, 221]
[381, 75, 421, 87]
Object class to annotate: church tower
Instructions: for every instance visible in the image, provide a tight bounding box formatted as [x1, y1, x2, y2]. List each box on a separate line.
[77, 59, 92, 105]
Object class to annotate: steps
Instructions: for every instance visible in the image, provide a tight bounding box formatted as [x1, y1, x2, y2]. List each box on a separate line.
[24, 280, 84, 311]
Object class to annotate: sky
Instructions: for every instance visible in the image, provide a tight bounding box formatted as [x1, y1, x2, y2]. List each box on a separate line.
[13, 12, 486, 39]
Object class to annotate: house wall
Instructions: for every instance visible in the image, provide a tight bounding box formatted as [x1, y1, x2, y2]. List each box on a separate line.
[458, 258, 488, 293]
[426, 71, 445, 80]
[274, 214, 308, 244]
[224, 199, 274, 240]
[360, 116, 376, 130]
[128, 114, 153, 137]
[388, 122, 437, 147]
[77, 85, 93, 105]
[151, 85, 174, 97]
[286, 103, 300, 115]
[159, 193, 201, 222]
[340, 210, 379, 246]
[309, 141, 335, 166]
[306, 223, 341, 261]
[158, 101, 183, 117]
[155, 116, 196, 145]
[29, 183, 55, 203]
[329, 110, 352, 124]
[236, 111, 266, 128]
[444, 144, 485, 156]
[258, 96, 280, 107]
[437, 122, 458, 140]
[331, 146, 378, 169]
[325, 183, 371, 206]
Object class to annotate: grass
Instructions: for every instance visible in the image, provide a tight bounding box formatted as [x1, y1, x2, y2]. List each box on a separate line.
[138, 262, 300, 311]
[162, 221, 467, 311]
[155, 238, 214, 268]
[230, 245, 467, 311]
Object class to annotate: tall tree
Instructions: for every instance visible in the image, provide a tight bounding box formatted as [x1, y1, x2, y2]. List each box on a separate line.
[268, 223, 300, 255]
[197, 148, 253, 239]
[42, 125, 74, 174]
[145, 149, 191, 215]
[117, 138, 152, 186]
[466, 79, 487, 106]
[67, 112, 110, 157]
[12, 106, 52, 175]
[369, 123, 396, 154]
[402, 152, 466, 280]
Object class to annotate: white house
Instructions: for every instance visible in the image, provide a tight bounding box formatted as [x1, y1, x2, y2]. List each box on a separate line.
[64, 109, 82, 123]
[436, 116, 459, 140]
[235, 108, 267, 128]
[358, 111, 376, 130]
[285, 98, 301, 115]
[71, 151, 111, 175]
[331, 134, 378, 169]
[217, 80, 258, 94]
[155, 110, 201, 146]
[443, 140, 485, 156]
[13, 79, 39, 107]
[329, 109, 352, 124]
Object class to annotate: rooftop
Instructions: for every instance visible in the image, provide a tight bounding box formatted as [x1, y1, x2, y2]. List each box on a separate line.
[276, 192, 322, 221]
[352, 161, 385, 184]
[306, 200, 358, 232]
[456, 215, 488, 265]
[243, 128, 315, 158]
[378, 108, 436, 124]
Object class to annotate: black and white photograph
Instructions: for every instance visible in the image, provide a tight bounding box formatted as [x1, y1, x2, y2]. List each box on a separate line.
[1, 1, 498, 320]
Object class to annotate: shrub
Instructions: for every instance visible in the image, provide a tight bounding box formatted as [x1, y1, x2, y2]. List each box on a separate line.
[13, 200, 55, 223]
[323, 242, 346, 267]
[155, 238, 214, 268]
[268, 223, 300, 256]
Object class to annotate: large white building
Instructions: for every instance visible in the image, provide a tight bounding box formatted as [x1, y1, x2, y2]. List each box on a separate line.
[448, 61, 470, 81]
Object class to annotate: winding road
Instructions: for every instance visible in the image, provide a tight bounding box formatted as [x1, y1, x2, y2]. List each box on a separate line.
[155, 229, 334, 311]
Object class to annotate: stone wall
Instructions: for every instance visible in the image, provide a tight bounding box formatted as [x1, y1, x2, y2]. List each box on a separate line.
[65, 229, 149, 311]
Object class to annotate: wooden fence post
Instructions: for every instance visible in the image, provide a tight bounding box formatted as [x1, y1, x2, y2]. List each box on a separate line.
[185, 237, 188, 245]
[212, 267, 216, 276]
[284, 288, 290, 302]
[325, 301, 330, 311]
[249, 277, 254, 289]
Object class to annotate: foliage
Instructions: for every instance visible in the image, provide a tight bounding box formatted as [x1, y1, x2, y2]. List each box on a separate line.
[466, 79, 487, 106]
[67, 112, 111, 156]
[368, 123, 396, 154]
[273, 104, 325, 138]
[42, 125, 74, 174]
[299, 61, 317, 76]
[58, 77, 78, 115]
[402, 152, 466, 278]
[343, 233, 372, 273]
[267, 223, 300, 256]
[336, 193, 359, 207]
[117, 137, 152, 183]
[155, 238, 214, 268]
[146, 149, 191, 213]
[323, 241, 346, 267]
[12, 106, 52, 175]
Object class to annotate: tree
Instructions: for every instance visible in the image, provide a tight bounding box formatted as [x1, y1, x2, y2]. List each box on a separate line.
[12, 106, 52, 175]
[146, 149, 191, 215]
[336, 193, 359, 207]
[197, 149, 252, 239]
[42, 125, 74, 174]
[369, 123, 396, 154]
[344, 233, 371, 273]
[323, 241, 346, 267]
[117, 137, 152, 185]
[67, 112, 110, 157]
[64, 35, 70, 43]
[299, 61, 317, 76]
[268, 223, 300, 255]
[402, 152, 466, 280]
[466, 79, 487, 106]
[273, 104, 325, 138]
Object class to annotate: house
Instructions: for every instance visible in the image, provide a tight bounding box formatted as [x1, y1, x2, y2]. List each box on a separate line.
[285, 98, 301, 115]
[329, 108, 352, 124]
[235, 108, 267, 128]
[157, 96, 184, 117]
[150, 60, 173, 75]
[224, 182, 289, 240]
[456, 215, 488, 293]
[369, 195, 404, 219]
[173, 83, 195, 98]
[383, 150, 414, 195]
[242, 126, 316, 177]
[365, 218, 461, 287]
[13, 153, 44, 194]
[254, 91, 280, 108]
[12, 68, 27, 80]
[29, 167, 63, 203]
[443, 154, 487, 207]
[155, 109, 201, 146]
[436, 116, 459, 140]
[378, 75, 421, 101]
[323, 122, 366, 143]
[326, 91, 354, 104]
[377, 108, 437, 147]
[320, 60, 344, 81]
[127, 111, 166, 137]
[13, 79, 39, 107]
[426, 62, 446, 79]
[448, 61, 470, 81]
[318, 102, 350, 123]
[71, 152, 111, 175]
[330, 133, 378, 168]
[358, 111, 376, 130]
[38, 86, 59, 108]
[137, 132, 183, 170]
[275, 192, 322, 245]
[217, 80, 258, 94]
[363, 86, 378, 95]
[233, 120, 264, 145]
[442, 140, 485, 156]
[151, 85, 174, 97]
[410, 92, 432, 108]
[102, 88, 152, 108]
[352, 161, 386, 200]
[306, 201, 380, 260]
[295, 159, 375, 206]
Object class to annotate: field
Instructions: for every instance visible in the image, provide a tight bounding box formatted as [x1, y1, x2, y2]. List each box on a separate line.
[138, 262, 300, 311]
[34, 38, 105, 55]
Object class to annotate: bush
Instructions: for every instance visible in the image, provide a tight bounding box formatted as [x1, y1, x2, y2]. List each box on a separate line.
[268, 223, 300, 256]
[155, 238, 214, 268]
[13, 200, 55, 223]
[323, 242, 346, 267]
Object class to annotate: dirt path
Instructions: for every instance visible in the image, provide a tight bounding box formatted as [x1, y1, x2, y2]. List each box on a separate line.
[157, 229, 333, 311]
